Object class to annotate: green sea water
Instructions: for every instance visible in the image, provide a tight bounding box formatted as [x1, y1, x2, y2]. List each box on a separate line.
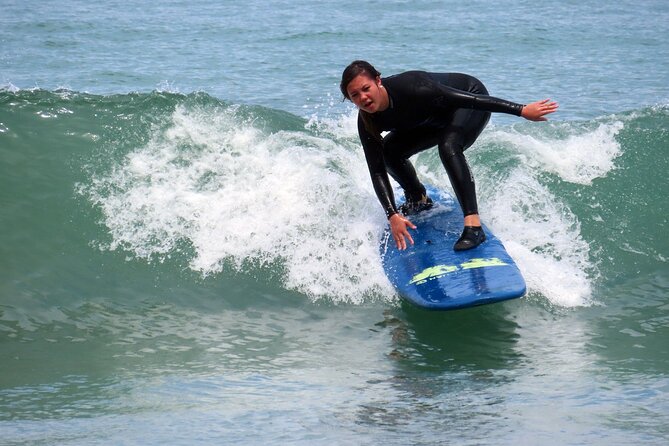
[2, 1, 668, 444]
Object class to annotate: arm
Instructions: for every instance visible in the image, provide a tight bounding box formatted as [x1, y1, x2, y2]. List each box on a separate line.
[432, 84, 525, 116]
[358, 115, 416, 250]
[433, 83, 558, 120]
[358, 114, 398, 218]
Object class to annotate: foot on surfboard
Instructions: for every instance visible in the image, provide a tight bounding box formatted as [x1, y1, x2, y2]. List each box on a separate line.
[400, 194, 434, 216]
[454, 226, 486, 251]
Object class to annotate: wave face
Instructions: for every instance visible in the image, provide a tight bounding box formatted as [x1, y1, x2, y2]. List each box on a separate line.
[2, 90, 666, 310]
[2, 87, 668, 446]
[2, 1, 668, 442]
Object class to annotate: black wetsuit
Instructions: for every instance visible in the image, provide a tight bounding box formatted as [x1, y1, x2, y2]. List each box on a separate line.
[357, 70, 524, 218]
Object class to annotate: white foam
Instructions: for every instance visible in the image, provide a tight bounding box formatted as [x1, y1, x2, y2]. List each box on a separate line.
[154, 80, 181, 94]
[86, 104, 395, 303]
[305, 103, 359, 141]
[406, 149, 596, 307]
[84, 102, 619, 307]
[466, 120, 628, 306]
[0, 82, 20, 93]
[477, 166, 595, 307]
[488, 120, 624, 184]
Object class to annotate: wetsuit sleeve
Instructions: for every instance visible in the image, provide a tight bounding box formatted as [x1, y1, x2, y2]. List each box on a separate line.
[357, 114, 398, 218]
[432, 84, 524, 116]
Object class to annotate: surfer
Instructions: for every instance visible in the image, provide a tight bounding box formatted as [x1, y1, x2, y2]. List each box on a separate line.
[340, 60, 558, 251]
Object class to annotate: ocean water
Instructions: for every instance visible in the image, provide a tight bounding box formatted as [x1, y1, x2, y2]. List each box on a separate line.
[1, 1, 668, 444]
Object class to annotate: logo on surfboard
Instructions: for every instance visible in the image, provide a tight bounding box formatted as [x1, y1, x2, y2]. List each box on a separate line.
[409, 258, 508, 285]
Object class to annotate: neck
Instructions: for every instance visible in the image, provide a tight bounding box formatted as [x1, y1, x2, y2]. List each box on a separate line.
[377, 85, 390, 112]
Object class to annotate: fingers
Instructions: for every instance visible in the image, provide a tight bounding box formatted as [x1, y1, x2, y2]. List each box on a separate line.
[404, 230, 414, 246]
[390, 215, 416, 250]
[392, 230, 402, 250]
[394, 232, 414, 250]
[396, 229, 414, 250]
[522, 99, 559, 121]
[538, 99, 559, 115]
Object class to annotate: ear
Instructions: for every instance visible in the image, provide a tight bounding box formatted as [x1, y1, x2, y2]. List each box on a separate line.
[375, 76, 382, 87]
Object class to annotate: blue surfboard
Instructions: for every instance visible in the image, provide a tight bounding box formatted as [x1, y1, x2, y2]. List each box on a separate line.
[380, 186, 526, 310]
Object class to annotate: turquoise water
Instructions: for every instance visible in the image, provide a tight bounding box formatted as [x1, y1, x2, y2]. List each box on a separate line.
[2, 1, 668, 444]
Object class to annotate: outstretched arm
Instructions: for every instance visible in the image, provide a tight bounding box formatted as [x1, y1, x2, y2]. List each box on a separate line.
[521, 99, 559, 121]
[431, 78, 558, 120]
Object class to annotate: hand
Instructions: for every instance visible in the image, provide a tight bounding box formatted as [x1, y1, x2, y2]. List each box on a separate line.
[389, 213, 416, 250]
[521, 99, 559, 121]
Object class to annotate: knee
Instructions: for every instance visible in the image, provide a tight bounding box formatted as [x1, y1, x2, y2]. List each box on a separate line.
[438, 134, 465, 161]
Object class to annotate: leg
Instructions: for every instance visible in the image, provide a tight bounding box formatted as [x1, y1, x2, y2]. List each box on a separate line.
[382, 128, 441, 201]
[438, 108, 491, 250]
[439, 132, 479, 218]
[438, 108, 490, 217]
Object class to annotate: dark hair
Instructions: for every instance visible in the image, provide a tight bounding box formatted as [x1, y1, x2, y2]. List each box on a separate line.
[340, 60, 381, 100]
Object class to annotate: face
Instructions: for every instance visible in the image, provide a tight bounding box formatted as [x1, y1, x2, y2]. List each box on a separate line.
[346, 74, 387, 113]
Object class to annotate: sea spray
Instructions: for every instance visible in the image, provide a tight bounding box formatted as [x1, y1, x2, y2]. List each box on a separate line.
[482, 169, 594, 307]
[488, 119, 624, 185]
[83, 101, 395, 303]
[471, 120, 624, 307]
[62, 91, 658, 307]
